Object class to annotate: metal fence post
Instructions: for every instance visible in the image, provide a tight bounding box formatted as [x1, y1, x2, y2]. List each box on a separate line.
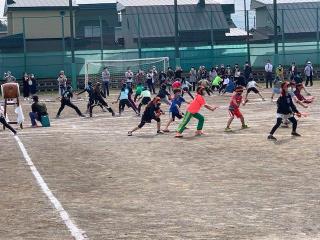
[137, 14, 142, 59]
[99, 16, 104, 60]
[273, 0, 279, 67]
[246, 10, 251, 64]
[61, 14, 66, 70]
[174, 0, 180, 67]
[22, 17, 27, 73]
[281, 9, 285, 65]
[317, 8, 319, 66]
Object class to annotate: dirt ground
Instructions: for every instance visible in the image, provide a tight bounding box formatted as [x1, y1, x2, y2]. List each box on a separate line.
[0, 83, 320, 240]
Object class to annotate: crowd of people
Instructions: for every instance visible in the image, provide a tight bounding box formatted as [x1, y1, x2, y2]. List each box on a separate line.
[0, 60, 316, 141]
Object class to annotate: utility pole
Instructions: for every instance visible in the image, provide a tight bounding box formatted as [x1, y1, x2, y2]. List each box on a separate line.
[69, 0, 77, 89]
[174, 0, 180, 67]
[273, 0, 279, 67]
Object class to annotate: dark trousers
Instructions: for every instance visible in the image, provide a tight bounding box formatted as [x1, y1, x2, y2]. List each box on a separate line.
[103, 81, 110, 96]
[119, 99, 137, 114]
[219, 84, 227, 94]
[148, 82, 156, 94]
[57, 99, 82, 116]
[191, 82, 196, 91]
[0, 116, 16, 134]
[306, 75, 313, 86]
[270, 117, 297, 135]
[205, 87, 213, 96]
[182, 88, 194, 99]
[89, 97, 114, 117]
[265, 72, 273, 88]
[29, 112, 41, 126]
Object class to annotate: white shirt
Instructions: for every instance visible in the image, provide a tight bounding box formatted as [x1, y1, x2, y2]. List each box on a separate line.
[223, 78, 230, 85]
[247, 80, 257, 89]
[102, 70, 110, 82]
[265, 63, 273, 72]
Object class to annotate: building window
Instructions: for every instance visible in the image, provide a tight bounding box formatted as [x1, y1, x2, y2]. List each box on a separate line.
[84, 26, 101, 38]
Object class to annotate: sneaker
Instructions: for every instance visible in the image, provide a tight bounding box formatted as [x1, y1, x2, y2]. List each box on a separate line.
[291, 132, 301, 137]
[195, 130, 204, 136]
[80, 114, 86, 117]
[225, 127, 232, 132]
[55, 115, 60, 119]
[241, 124, 249, 129]
[127, 131, 132, 136]
[163, 129, 170, 133]
[281, 124, 289, 128]
[267, 135, 277, 141]
[175, 133, 183, 138]
[157, 130, 164, 134]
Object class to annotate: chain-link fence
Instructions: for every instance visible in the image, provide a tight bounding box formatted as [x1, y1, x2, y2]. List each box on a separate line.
[1, 7, 320, 80]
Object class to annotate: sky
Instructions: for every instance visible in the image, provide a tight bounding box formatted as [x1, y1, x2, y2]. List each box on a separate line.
[0, 0, 5, 18]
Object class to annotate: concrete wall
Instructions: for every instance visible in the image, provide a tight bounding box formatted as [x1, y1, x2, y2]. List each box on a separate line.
[8, 10, 73, 39]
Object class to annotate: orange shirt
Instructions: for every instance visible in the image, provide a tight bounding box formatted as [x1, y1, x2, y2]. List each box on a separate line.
[187, 94, 206, 114]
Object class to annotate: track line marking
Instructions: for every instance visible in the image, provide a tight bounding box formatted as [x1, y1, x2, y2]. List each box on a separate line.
[14, 135, 88, 240]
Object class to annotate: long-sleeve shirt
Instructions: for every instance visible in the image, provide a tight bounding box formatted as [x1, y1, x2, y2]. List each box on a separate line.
[265, 63, 273, 72]
[276, 94, 299, 115]
[31, 102, 48, 115]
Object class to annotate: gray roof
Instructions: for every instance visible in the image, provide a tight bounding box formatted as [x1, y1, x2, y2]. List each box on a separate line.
[6, 0, 76, 8]
[123, 4, 229, 38]
[252, 0, 320, 34]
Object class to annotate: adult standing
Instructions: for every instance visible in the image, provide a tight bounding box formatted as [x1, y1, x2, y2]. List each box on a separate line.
[174, 66, 183, 80]
[57, 70, 67, 96]
[264, 60, 273, 88]
[22, 72, 30, 100]
[243, 62, 252, 86]
[189, 67, 197, 91]
[125, 67, 134, 88]
[288, 62, 298, 81]
[233, 64, 241, 85]
[102, 67, 110, 97]
[304, 61, 313, 87]
[151, 66, 158, 91]
[29, 74, 37, 97]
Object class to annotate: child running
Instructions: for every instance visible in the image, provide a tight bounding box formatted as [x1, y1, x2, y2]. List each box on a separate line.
[134, 82, 143, 102]
[244, 78, 265, 102]
[181, 78, 194, 99]
[268, 82, 302, 141]
[157, 84, 171, 105]
[225, 86, 248, 132]
[113, 84, 139, 116]
[294, 83, 315, 104]
[0, 105, 17, 135]
[89, 82, 115, 117]
[128, 97, 164, 136]
[56, 85, 85, 118]
[175, 86, 218, 138]
[271, 76, 282, 102]
[163, 88, 190, 132]
[137, 87, 152, 113]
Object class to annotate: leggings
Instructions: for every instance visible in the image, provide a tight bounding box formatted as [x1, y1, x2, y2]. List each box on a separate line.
[89, 97, 114, 117]
[57, 99, 82, 116]
[177, 112, 204, 133]
[182, 88, 194, 99]
[119, 99, 137, 114]
[270, 117, 297, 135]
[0, 116, 16, 134]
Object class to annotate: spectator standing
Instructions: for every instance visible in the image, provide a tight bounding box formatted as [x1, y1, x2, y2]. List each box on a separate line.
[189, 67, 197, 91]
[289, 62, 298, 81]
[57, 70, 67, 96]
[304, 61, 313, 87]
[22, 72, 30, 100]
[264, 60, 273, 88]
[102, 67, 110, 96]
[244, 62, 252, 85]
[29, 74, 37, 97]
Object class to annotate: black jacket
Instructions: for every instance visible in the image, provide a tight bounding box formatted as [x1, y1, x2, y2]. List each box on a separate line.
[276, 94, 299, 115]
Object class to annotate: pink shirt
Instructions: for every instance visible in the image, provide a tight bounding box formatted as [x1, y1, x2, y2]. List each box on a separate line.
[187, 94, 206, 114]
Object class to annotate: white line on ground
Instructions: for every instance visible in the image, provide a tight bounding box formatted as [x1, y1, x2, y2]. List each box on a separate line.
[13, 135, 88, 240]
